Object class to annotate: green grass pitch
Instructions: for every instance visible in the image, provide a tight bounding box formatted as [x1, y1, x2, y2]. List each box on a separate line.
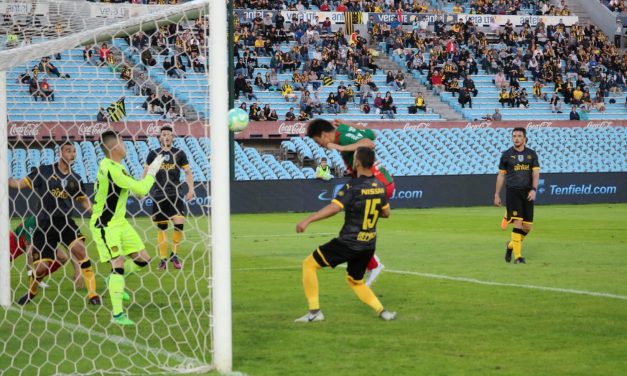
[1, 204, 626, 375]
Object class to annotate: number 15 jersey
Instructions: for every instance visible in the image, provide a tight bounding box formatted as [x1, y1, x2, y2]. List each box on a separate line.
[331, 175, 390, 251]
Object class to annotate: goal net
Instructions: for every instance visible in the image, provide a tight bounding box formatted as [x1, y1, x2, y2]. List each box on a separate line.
[0, 0, 231, 374]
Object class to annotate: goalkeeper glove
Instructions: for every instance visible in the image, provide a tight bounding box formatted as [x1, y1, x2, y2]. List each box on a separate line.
[146, 154, 165, 178]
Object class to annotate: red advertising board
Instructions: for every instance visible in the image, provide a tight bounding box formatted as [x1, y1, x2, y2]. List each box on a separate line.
[7, 120, 626, 141]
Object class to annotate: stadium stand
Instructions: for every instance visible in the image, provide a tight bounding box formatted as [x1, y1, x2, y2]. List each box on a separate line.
[9, 127, 627, 182]
[7, 47, 163, 122]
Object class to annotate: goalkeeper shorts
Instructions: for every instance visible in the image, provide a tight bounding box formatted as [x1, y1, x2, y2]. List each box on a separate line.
[91, 220, 146, 263]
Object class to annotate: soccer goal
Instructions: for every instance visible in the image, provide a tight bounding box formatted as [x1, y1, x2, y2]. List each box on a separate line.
[0, 0, 232, 374]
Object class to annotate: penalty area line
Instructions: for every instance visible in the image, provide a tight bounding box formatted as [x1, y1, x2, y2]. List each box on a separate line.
[233, 266, 627, 301]
[6, 306, 212, 374]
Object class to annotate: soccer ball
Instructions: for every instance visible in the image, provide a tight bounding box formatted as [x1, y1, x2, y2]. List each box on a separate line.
[228, 108, 250, 132]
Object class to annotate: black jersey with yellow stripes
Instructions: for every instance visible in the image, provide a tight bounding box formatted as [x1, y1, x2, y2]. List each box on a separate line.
[498, 146, 540, 190]
[146, 147, 189, 198]
[331, 175, 389, 251]
[25, 164, 86, 220]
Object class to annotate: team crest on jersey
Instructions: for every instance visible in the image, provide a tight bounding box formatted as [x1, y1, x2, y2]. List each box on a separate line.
[61, 179, 67, 189]
[517, 155, 524, 162]
[163, 154, 171, 162]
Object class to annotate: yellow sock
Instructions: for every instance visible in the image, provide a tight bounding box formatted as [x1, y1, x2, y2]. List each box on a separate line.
[28, 275, 39, 296]
[347, 276, 384, 314]
[511, 230, 523, 259]
[508, 232, 526, 250]
[157, 230, 168, 259]
[302, 255, 321, 310]
[78, 258, 97, 297]
[172, 230, 183, 255]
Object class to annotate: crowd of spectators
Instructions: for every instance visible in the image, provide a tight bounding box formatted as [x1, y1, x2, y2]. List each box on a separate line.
[234, 0, 435, 12]
[110, 0, 624, 122]
[230, 6, 414, 120]
[16, 55, 69, 101]
[604, 0, 627, 14]
[375, 5, 626, 118]
[468, 0, 571, 16]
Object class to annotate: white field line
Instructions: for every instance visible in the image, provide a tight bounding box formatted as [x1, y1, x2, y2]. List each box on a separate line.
[232, 266, 627, 301]
[233, 232, 336, 239]
[5, 306, 213, 375]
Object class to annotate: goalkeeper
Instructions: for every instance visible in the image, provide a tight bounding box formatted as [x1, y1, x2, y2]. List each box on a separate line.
[306, 118, 394, 287]
[90, 130, 165, 326]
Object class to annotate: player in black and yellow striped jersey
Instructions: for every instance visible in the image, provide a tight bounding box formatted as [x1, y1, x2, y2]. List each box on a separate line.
[9, 141, 100, 305]
[494, 128, 540, 264]
[295, 147, 396, 322]
[142, 126, 194, 270]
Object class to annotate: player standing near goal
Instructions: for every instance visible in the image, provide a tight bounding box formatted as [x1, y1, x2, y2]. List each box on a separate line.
[494, 127, 540, 264]
[295, 147, 396, 322]
[307, 118, 393, 286]
[9, 141, 100, 305]
[142, 126, 194, 270]
[90, 130, 165, 325]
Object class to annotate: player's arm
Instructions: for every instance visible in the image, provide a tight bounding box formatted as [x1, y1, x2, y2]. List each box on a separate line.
[380, 203, 391, 218]
[141, 150, 156, 179]
[296, 202, 342, 233]
[328, 137, 375, 152]
[528, 169, 540, 201]
[495, 154, 507, 207]
[109, 164, 156, 197]
[77, 195, 92, 213]
[494, 170, 506, 207]
[8, 177, 31, 189]
[333, 118, 370, 132]
[528, 153, 540, 201]
[184, 165, 195, 200]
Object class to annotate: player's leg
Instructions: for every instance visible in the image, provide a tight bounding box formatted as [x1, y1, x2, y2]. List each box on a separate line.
[92, 224, 134, 325]
[109, 255, 134, 325]
[121, 221, 152, 275]
[505, 189, 524, 263]
[170, 209, 186, 269]
[365, 254, 384, 287]
[346, 250, 396, 321]
[64, 220, 100, 304]
[153, 198, 170, 270]
[516, 199, 534, 262]
[9, 232, 24, 262]
[155, 220, 169, 270]
[18, 257, 54, 305]
[365, 166, 392, 284]
[295, 240, 340, 322]
[18, 227, 63, 304]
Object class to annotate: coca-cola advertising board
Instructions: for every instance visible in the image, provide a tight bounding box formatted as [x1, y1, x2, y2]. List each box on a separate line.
[7, 120, 626, 142]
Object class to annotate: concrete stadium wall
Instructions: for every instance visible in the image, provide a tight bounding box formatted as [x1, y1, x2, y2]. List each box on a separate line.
[10, 172, 627, 216]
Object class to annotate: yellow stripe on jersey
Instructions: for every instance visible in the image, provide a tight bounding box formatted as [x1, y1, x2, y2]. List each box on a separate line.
[331, 199, 344, 209]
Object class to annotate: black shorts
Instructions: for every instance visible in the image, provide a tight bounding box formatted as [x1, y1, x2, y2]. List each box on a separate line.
[152, 196, 186, 223]
[32, 217, 84, 262]
[313, 238, 375, 282]
[506, 188, 534, 224]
